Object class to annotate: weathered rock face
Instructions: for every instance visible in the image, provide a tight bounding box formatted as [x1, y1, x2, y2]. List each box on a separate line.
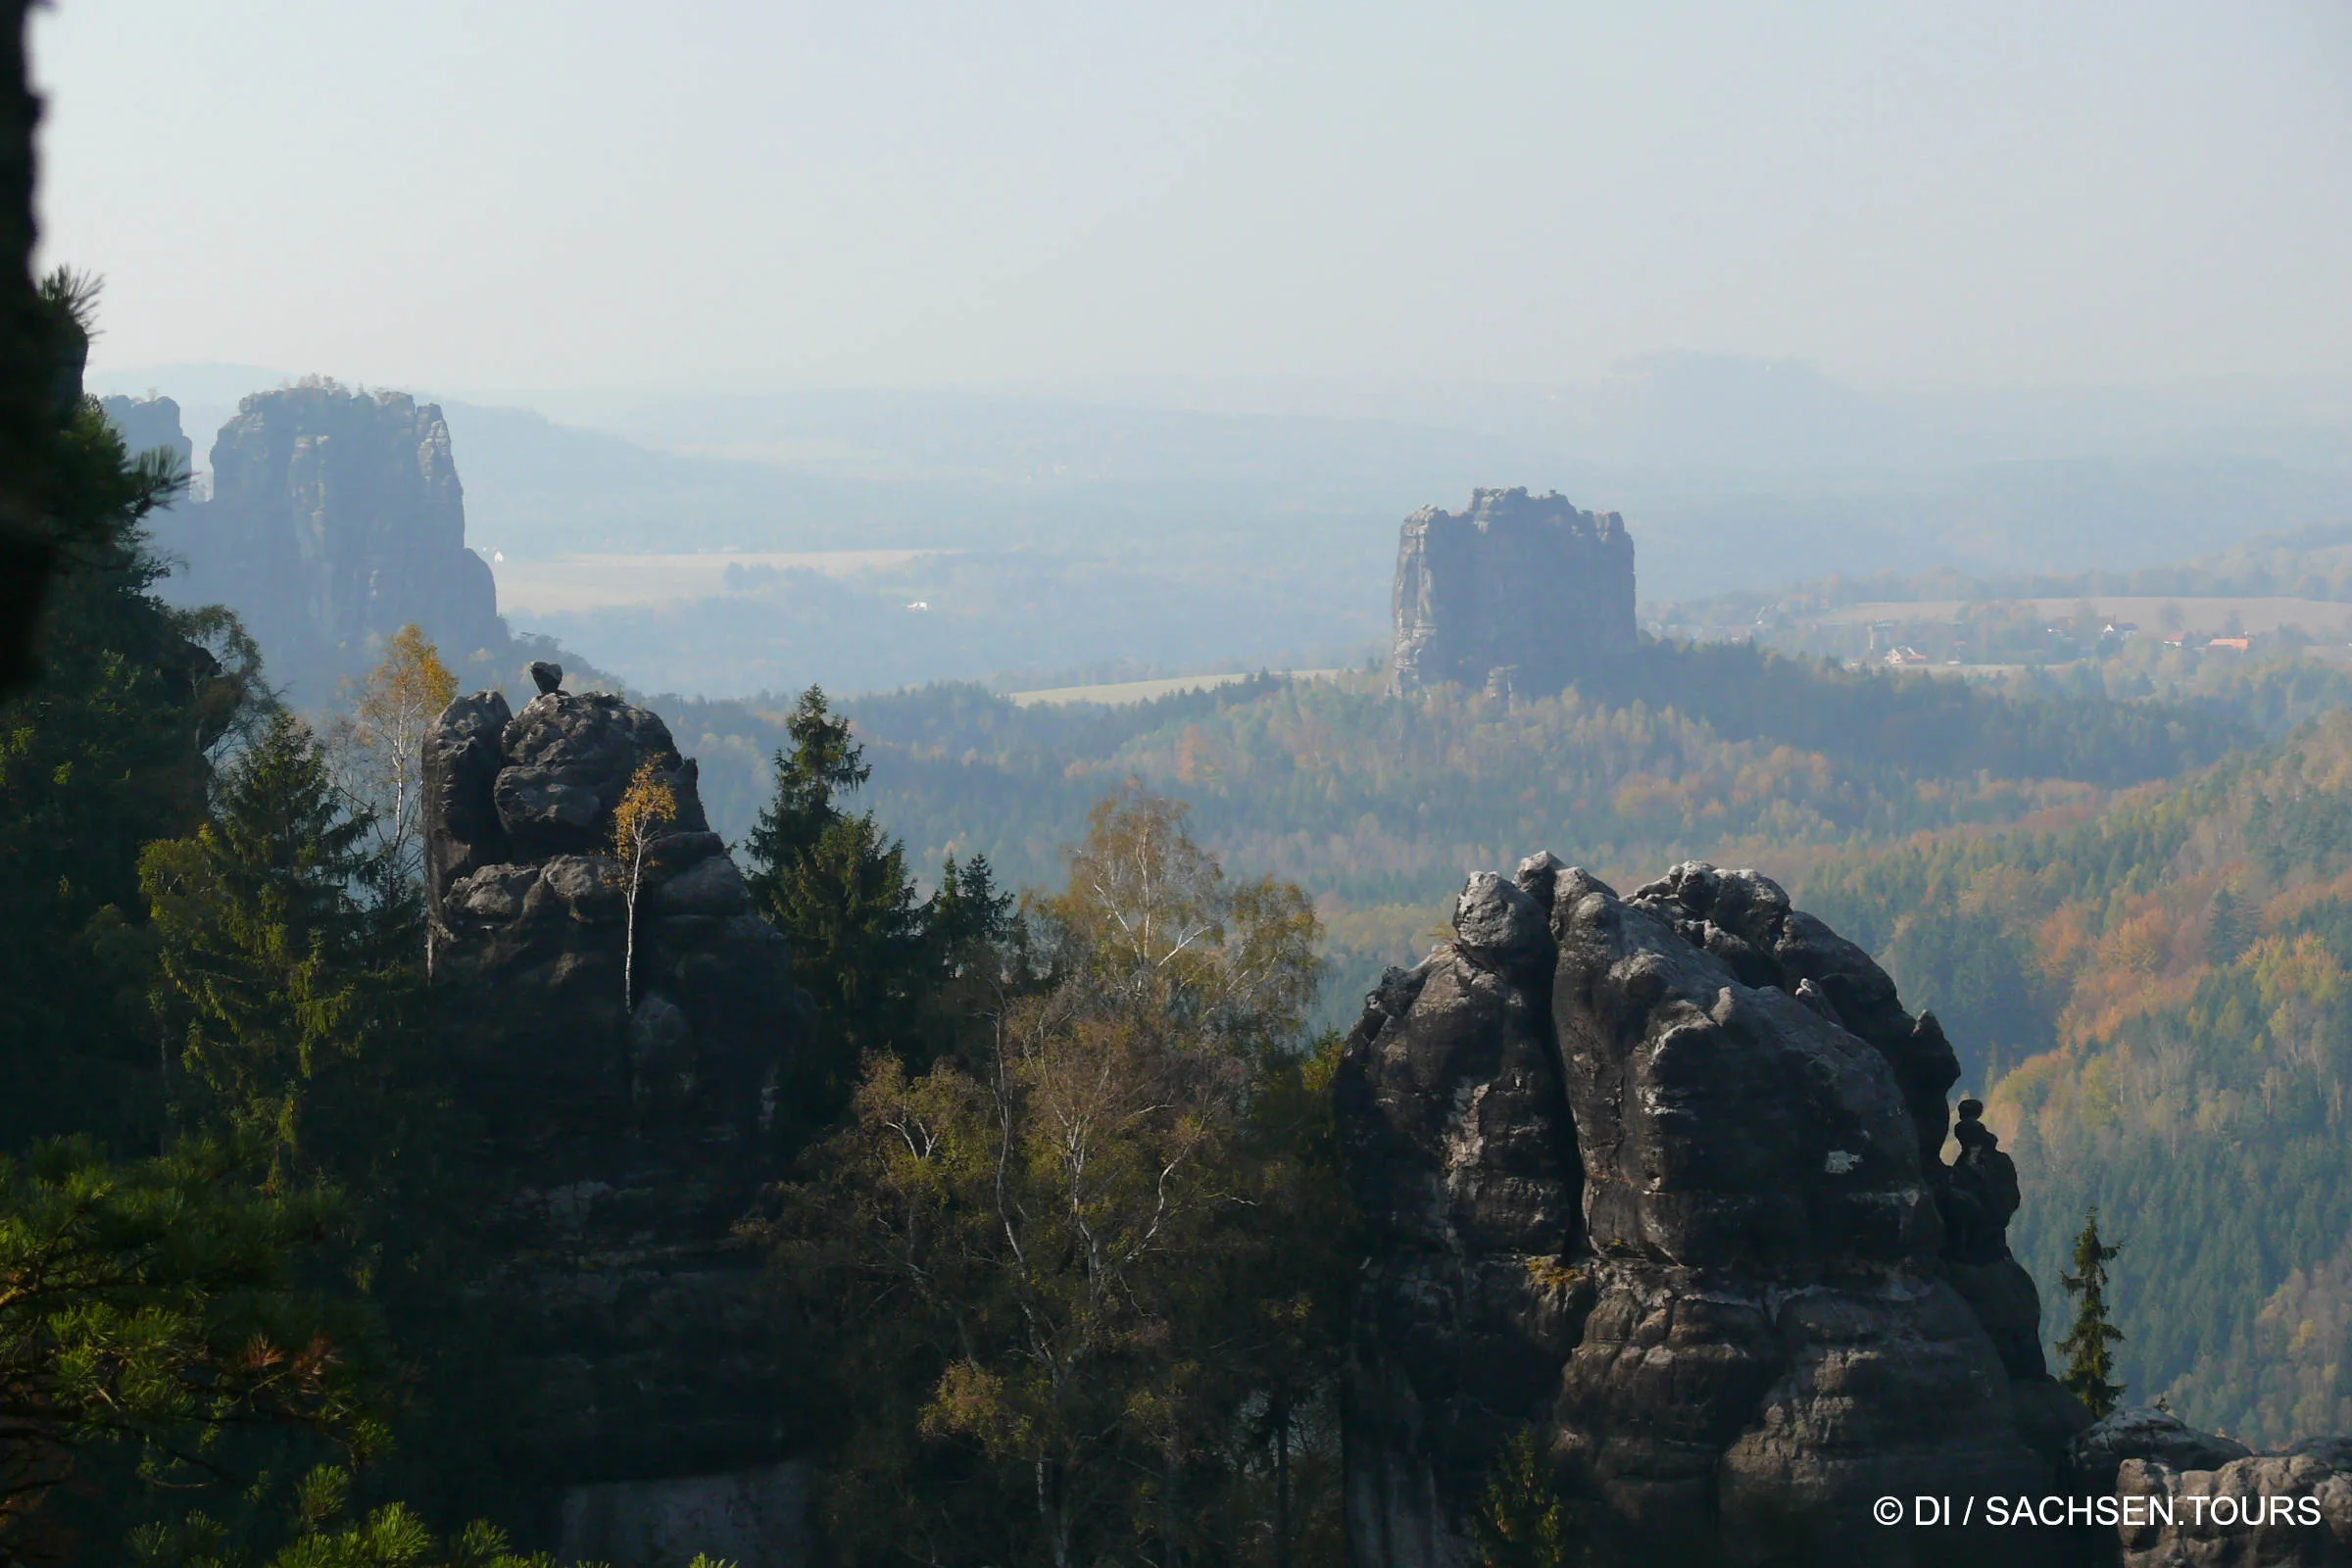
[152, 382, 501, 701]
[98, 394, 194, 479]
[1336, 858, 2082, 1568]
[1389, 487, 1636, 700]
[2117, 1451, 2352, 1568]
[2068, 1408, 2352, 1567]
[423, 675, 810, 1563]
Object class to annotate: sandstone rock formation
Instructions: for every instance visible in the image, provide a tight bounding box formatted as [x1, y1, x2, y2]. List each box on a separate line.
[98, 393, 194, 479]
[422, 672, 812, 1563]
[2071, 1407, 2352, 1567]
[1389, 487, 1636, 700]
[153, 381, 502, 701]
[1335, 858, 2083, 1568]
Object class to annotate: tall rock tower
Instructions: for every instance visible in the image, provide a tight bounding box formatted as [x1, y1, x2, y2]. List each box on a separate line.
[98, 393, 194, 479]
[420, 667, 815, 1564]
[151, 381, 503, 700]
[1388, 487, 1636, 699]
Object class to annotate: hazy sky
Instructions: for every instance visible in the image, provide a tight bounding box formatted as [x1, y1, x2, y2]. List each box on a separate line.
[37, 0, 2352, 394]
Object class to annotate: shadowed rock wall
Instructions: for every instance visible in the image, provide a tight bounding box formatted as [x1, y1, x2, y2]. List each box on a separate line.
[422, 670, 811, 1565]
[1388, 487, 1636, 700]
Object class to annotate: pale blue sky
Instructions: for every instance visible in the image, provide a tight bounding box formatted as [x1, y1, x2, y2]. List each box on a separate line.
[36, 0, 2352, 395]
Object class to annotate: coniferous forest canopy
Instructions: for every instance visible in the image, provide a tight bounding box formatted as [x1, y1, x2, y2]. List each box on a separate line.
[25, 5, 2352, 1565]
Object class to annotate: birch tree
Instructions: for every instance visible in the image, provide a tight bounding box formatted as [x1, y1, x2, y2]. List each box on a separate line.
[609, 760, 677, 1008]
[764, 790, 1337, 1567]
[326, 624, 456, 897]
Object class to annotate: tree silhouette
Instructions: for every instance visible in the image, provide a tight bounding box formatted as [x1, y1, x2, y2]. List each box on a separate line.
[2058, 1206, 2126, 1419]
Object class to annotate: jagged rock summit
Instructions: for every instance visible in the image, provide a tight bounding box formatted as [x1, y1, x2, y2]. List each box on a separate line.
[421, 675, 812, 1564]
[1336, 858, 2083, 1568]
[98, 393, 194, 478]
[138, 381, 503, 702]
[1388, 487, 1636, 700]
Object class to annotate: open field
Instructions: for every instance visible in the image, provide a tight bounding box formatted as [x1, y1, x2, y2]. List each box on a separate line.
[1816, 595, 2352, 636]
[1007, 669, 1346, 708]
[490, 549, 948, 613]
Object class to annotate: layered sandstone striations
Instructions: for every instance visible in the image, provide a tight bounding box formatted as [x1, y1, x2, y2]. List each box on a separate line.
[1336, 858, 2082, 1568]
[422, 667, 812, 1565]
[1388, 487, 1636, 699]
[156, 382, 501, 700]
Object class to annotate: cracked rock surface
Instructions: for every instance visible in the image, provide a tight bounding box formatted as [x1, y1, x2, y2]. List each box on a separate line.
[1336, 858, 2080, 1567]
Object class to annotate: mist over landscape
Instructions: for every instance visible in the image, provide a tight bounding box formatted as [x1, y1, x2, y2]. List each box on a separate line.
[15, 3, 2352, 1566]
[86, 357, 2352, 697]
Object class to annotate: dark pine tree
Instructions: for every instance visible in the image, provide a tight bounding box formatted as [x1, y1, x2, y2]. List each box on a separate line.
[0, 272, 264, 1152]
[2058, 1206, 2127, 1419]
[138, 710, 412, 1167]
[742, 684, 868, 892]
[744, 685, 990, 1132]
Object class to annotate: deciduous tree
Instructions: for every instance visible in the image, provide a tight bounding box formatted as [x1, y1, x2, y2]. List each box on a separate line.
[608, 760, 678, 1009]
[764, 790, 1339, 1567]
[326, 624, 455, 902]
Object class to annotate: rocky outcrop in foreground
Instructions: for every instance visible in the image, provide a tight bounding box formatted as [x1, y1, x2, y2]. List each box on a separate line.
[1337, 858, 2082, 1567]
[2079, 1406, 2352, 1567]
[1337, 858, 2352, 1567]
[423, 665, 810, 1565]
[1389, 487, 1635, 700]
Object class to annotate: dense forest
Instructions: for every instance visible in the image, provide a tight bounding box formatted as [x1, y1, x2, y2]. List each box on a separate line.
[648, 641, 2262, 1027]
[1802, 712, 2352, 1446]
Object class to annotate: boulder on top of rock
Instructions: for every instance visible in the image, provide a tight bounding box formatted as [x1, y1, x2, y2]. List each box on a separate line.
[487, 690, 710, 860]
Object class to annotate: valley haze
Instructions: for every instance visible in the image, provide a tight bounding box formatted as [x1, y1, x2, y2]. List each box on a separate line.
[24, 3, 2352, 1566]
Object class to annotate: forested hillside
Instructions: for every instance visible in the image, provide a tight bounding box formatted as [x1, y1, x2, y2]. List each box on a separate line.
[1802, 712, 2352, 1446]
[654, 643, 2256, 1023]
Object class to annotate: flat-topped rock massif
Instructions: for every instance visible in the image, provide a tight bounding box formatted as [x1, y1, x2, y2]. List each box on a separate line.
[1389, 486, 1636, 700]
[134, 381, 503, 701]
[1336, 858, 2082, 1568]
[98, 393, 193, 477]
[421, 666, 813, 1565]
